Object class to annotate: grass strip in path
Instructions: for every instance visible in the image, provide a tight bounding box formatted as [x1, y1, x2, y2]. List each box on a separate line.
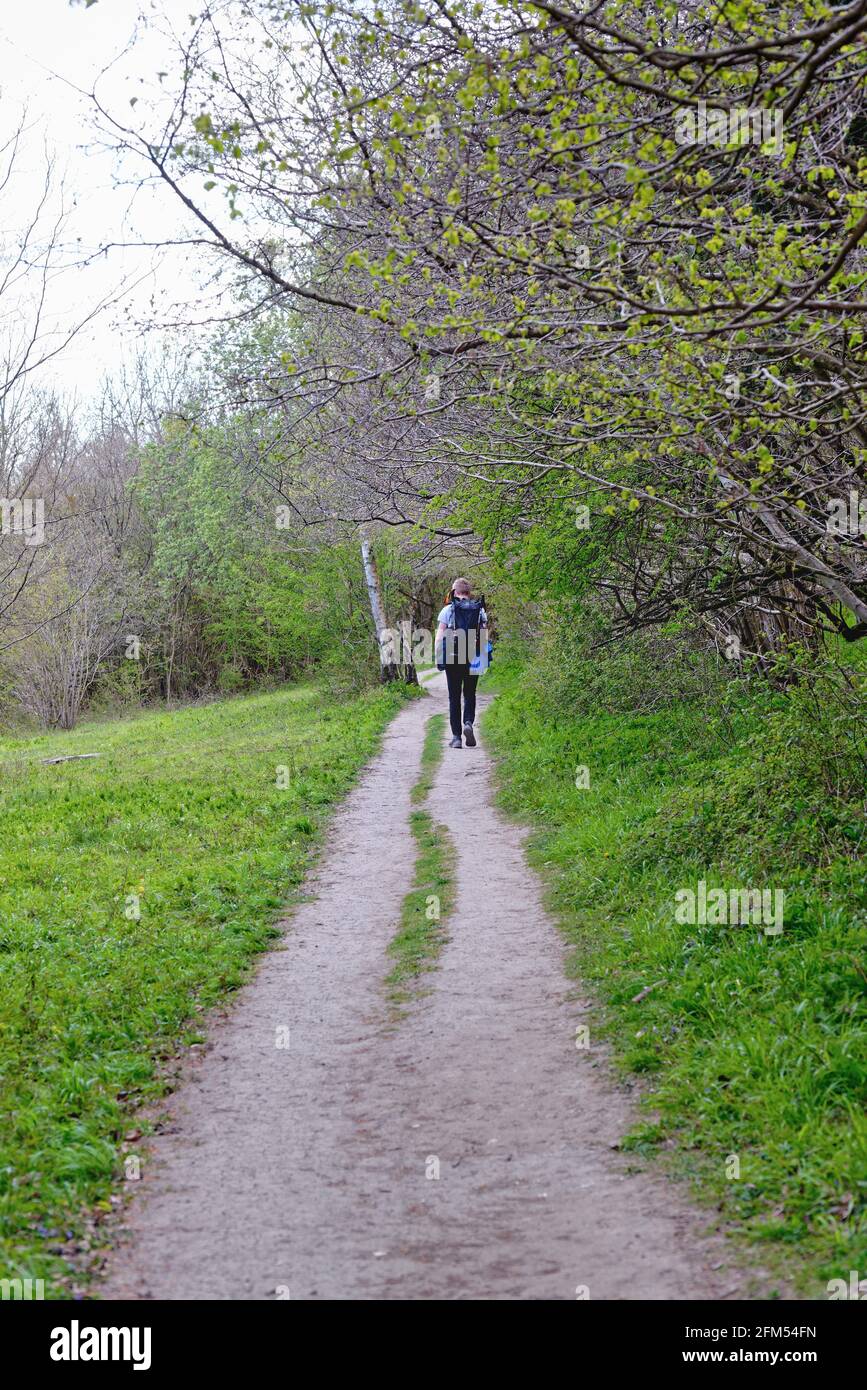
[386, 713, 455, 1011]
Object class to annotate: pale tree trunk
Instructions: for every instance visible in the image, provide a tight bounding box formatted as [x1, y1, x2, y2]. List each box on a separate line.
[359, 526, 399, 682]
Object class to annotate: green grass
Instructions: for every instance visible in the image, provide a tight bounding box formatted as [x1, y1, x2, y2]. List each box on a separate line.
[0, 681, 407, 1294]
[410, 710, 447, 804]
[484, 660, 867, 1297]
[386, 714, 455, 1008]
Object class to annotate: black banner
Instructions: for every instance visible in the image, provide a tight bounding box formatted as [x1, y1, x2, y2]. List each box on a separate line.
[11, 1297, 859, 1376]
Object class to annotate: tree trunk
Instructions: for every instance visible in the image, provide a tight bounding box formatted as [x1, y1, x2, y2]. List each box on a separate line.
[359, 527, 398, 681]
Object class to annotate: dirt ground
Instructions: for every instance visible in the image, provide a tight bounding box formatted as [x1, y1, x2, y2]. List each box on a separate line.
[98, 675, 742, 1300]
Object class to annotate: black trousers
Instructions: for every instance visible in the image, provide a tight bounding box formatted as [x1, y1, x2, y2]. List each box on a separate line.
[445, 664, 478, 737]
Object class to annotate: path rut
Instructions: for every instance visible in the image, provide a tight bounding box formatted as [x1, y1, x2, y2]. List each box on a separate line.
[99, 676, 737, 1301]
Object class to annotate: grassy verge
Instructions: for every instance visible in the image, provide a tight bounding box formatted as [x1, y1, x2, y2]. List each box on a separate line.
[484, 660, 867, 1297]
[386, 714, 455, 1009]
[0, 681, 408, 1293]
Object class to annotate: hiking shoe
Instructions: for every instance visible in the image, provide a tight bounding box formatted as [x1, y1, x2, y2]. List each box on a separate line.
[449, 736, 462, 748]
[463, 723, 476, 747]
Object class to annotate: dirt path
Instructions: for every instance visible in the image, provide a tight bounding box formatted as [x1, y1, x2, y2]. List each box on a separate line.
[99, 676, 738, 1301]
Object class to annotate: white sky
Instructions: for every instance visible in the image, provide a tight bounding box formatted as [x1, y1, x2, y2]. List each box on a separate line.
[0, 0, 224, 403]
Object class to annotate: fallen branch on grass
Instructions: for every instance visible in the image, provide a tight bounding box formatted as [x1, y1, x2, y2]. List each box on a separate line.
[631, 980, 666, 1004]
[41, 753, 102, 765]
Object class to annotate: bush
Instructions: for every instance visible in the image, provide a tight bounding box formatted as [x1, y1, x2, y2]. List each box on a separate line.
[527, 605, 734, 718]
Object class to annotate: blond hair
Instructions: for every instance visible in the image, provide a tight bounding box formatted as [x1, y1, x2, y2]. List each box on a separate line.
[451, 577, 472, 597]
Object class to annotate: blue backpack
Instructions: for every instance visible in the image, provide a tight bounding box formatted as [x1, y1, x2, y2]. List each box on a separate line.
[440, 595, 485, 667]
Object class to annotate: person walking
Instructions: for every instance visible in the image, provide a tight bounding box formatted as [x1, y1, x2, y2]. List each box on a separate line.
[435, 578, 490, 748]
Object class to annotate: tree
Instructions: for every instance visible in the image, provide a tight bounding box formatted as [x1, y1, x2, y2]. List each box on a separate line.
[102, 0, 867, 659]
